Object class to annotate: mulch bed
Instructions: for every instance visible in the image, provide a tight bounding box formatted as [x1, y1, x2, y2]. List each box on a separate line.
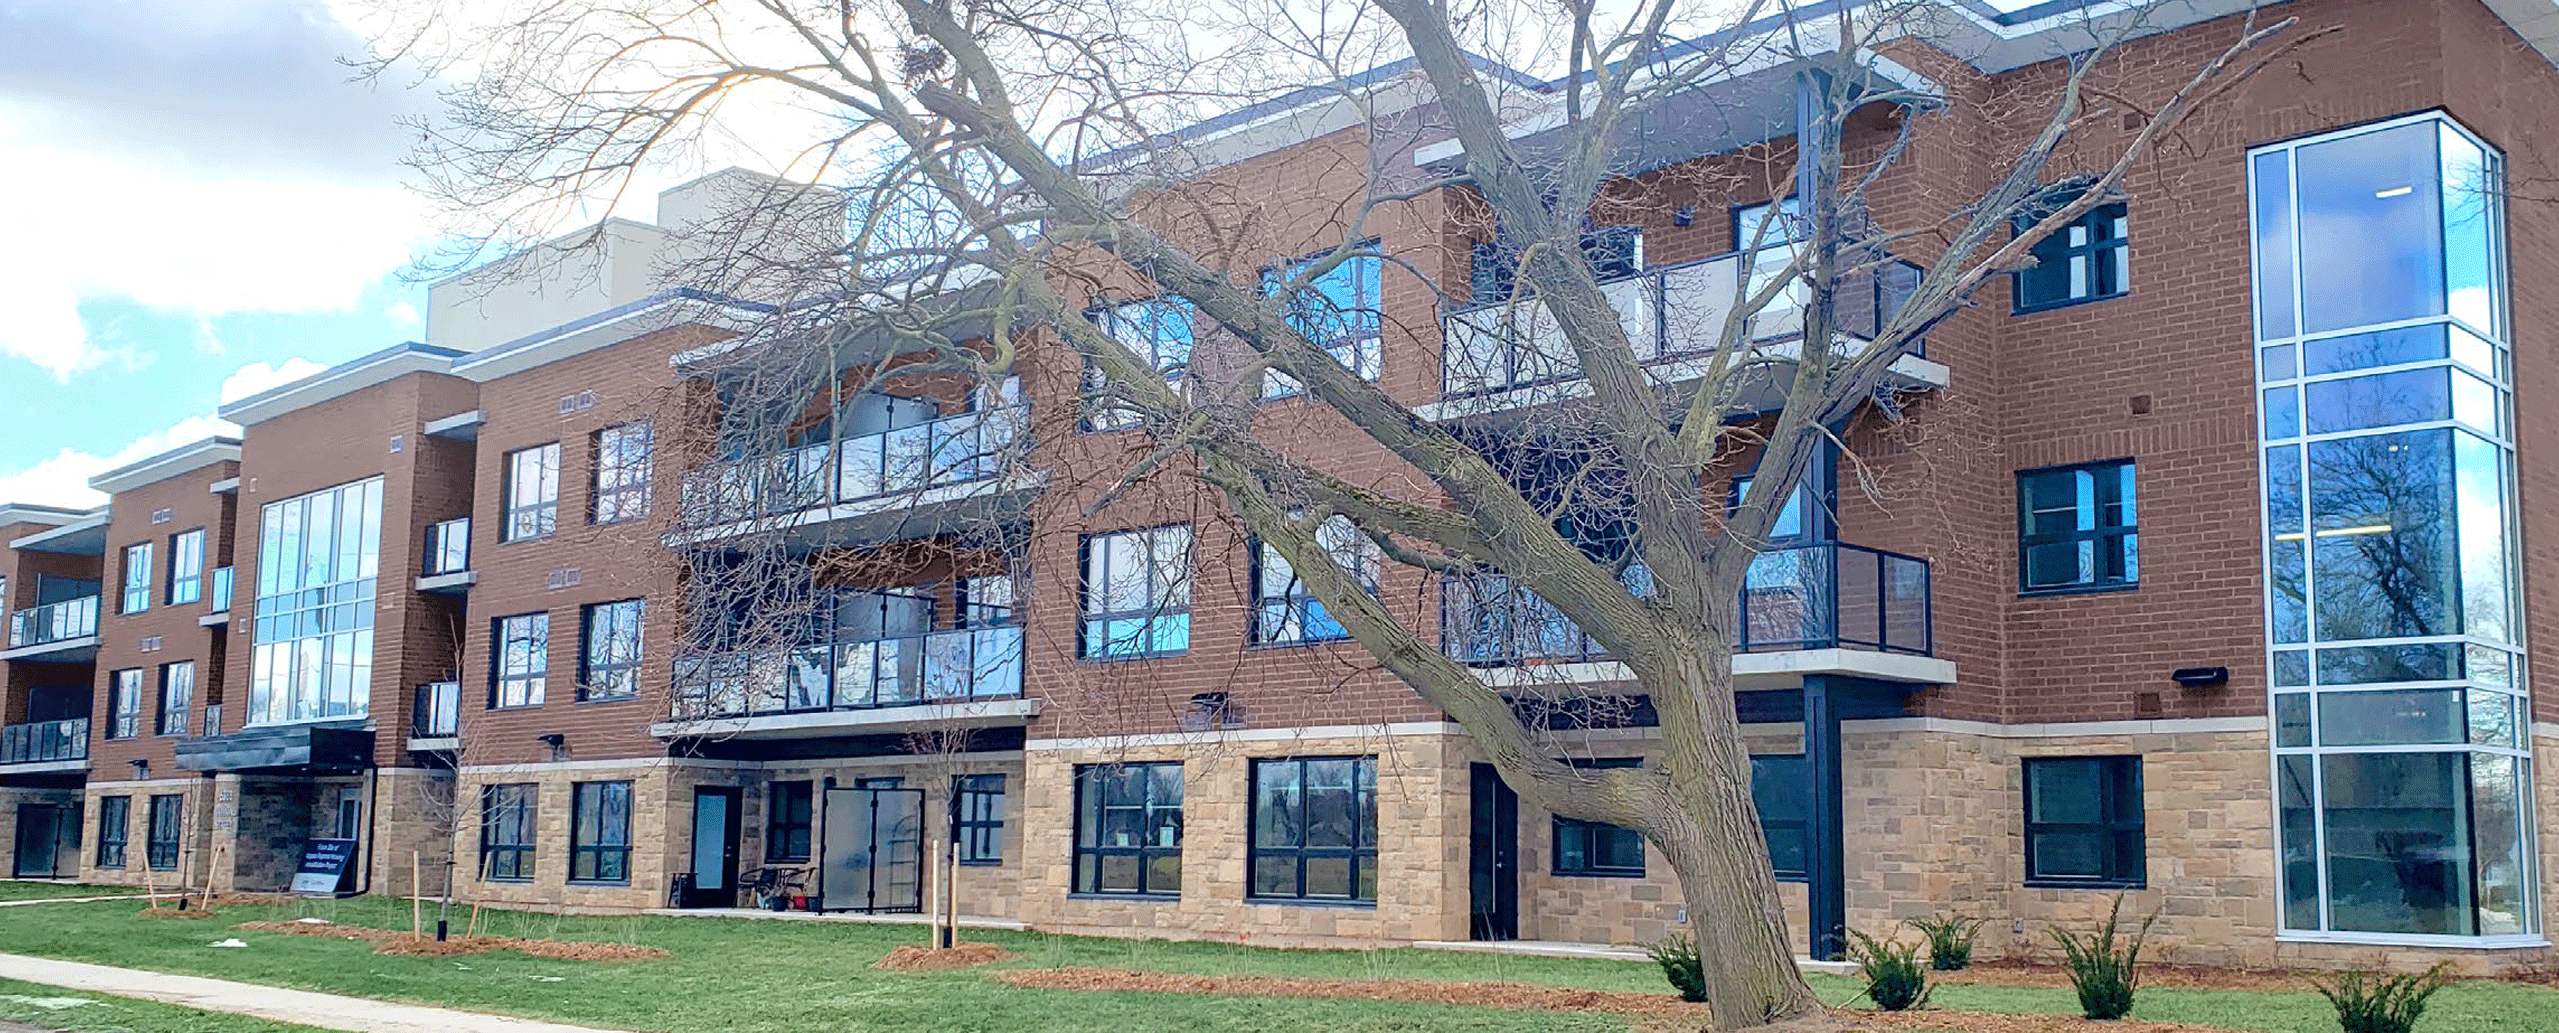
[1938, 960, 2307, 992]
[874, 943, 1019, 972]
[136, 907, 218, 919]
[234, 920, 668, 961]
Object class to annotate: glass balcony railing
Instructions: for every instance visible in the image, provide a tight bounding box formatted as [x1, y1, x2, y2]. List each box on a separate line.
[0, 718, 88, 765]
[678, 405, 1028, 528]
[423, 517, 471, 576]
[209, 566, 234, 612]
[1440, 542, 1932, 666]
[672, 625, 1025, 720]
[1441, 252, 1923, 399]
[7, 596, 100, 650]
[412, 681, 460, 739]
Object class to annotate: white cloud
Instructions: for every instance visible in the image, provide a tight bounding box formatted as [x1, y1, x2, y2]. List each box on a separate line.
[0, 414, 239, 510]
[218, 357, 328, 405]
[386, 301, 421, 326]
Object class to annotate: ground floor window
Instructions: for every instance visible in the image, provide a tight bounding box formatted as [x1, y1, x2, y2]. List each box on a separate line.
[2279, 749, 2533, 937]
[1248, 756, 1376, 902]
[570, 781, 633, 884]
[1552, 758, 1642, 877]
[480, 784, 536, 882]
[1072, 762, 1182, 896]
[2022, 756, 2145, 888]
[95, 796, 129, 868]
[145, 794, 182, 871]
[954, 774, 1004, 865]
[766, 781, 812, 863]
[1749, 755, 1809, 880]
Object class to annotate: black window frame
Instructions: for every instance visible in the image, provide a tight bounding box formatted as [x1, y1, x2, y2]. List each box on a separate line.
[1080, 297, 1194, 432]
[156, 661, 194, 737]
[2015, 458, 2139, 596]
[166, 527, 205, 606]
[502, 442, 562, 542]
[96, 795, 130, 868]
[1246, 755, 1378, 904]
[2010, 196, 2129, 314]
[1248, 516, 1380, 647]
[953, 774, 1005, 865]
[1076, 525, 1193, 661]
[1752, 755, 1810, 883]
[491, 611, 549, 709]
[765, 780, 812, 863]
[2022, 755, 2147, 889]
[1551, 757, 1645, 878]
[590, 420, 654, 525]
[119, 540, 152, 614]
[1071, 762, 1183, 897]
[479, 783, 536, 882]
[145, 793, 182, 870]
[569, 780, 633, 885]
[576, 599, 645, 702]
[107, 668, 143, 740]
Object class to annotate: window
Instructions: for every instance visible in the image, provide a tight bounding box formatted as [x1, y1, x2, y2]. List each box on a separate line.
[503, 443, 561, 541]
[107, 669, 142, 740]
[765, 781, 812, 863]
[492, 612, 549, 708]
[1752, 755, 1809, 881]
[570, 781, 633, 884]
[479, 784, 536, 881]
[2013, 196, 2129, 313]
[1470, 226, 1645, 304]
[247, 477, 382, 726]
[1552, 758, 1644, 877]
[96, 796, 129, 868]
[119, 541, 152, 614]
[1078, 525, 1192, 659]
[156, 662, 194, 737]
[2023, 756, 2145, 888]
[166, 529, 204, 605]
[954, 774, 1004, 865]
[1072, 762, 1183, 895]
[591, 422, 654, 525]
[1248, 756, 1378, 902]
[1084, 297, 1194, 430]
[146, 794, 182, 871]
[2017, 460, 2137, 593]
[577, 600, 644, 701]
[1252, 516, 1380, 646]
[1262, 251, 1383, 398]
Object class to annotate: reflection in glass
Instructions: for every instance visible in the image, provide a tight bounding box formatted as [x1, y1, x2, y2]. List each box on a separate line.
[2297, 123, 2445, 334]
[2320, 753, 2473, 936]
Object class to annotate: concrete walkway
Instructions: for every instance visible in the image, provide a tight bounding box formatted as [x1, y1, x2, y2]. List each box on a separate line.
[0, 897, 147, 909]
[0, 954, 642, 1033]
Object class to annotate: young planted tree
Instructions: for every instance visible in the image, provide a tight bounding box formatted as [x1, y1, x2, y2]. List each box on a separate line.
[375, 0, 2315, 1024]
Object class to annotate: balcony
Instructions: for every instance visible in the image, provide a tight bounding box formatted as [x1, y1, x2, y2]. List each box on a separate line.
[418, 517, 474, 593]
[1426, 253, 1949, 422]
[0, 718, 88, 771]
[2, 596, 100, 660]
[200, 566, 235, 627]
[1440, 542, 1950, 691]
[672, 405, 1035, 549]
[653, 625, 1035, 740]
[408, 681, 460, 750]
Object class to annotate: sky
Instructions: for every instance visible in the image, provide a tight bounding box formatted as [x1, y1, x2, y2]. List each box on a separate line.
[0, 0, 437, 510]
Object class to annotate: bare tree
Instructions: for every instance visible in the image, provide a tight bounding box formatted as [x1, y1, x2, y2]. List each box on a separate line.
[374, 0, 2321, 1024]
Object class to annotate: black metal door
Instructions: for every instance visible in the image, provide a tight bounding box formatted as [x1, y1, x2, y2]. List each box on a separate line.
[1468, 764, 1518, 940]
[818, 787, 924, 913]
[12, 803, 62, 878]
[685, 787, 743, 908]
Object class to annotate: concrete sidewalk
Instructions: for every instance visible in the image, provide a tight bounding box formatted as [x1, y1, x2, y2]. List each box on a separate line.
[0, 953, 642, 1033]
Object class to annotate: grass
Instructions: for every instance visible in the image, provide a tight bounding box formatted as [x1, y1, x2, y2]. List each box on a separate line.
[0, 975, 332, 1033]
[0, 882, 143, 903]
[0, 897, 2549, 1032]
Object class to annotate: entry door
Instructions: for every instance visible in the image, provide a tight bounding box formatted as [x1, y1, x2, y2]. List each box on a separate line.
[688, 787, 743, 907]
[1468, 765, 1519, 940]
[12, 804, 62, 878]
[333, 787, 364, 841]
[818, 787, 925, 913]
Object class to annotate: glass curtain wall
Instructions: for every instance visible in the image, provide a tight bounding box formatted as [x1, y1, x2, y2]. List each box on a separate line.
[247, 477, 384, 725]
[2251, 113, 2533, 941]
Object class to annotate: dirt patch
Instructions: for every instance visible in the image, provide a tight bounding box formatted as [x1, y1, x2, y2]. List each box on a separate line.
[1938, 960, 2308, 993]
[234, 920, 667, 961]
[198, 893, 300, 908]
[136, 908, 217, 919]
[875, 943, 1019, 972]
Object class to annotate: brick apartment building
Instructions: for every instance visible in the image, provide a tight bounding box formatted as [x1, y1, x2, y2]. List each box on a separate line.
[4, 0, 2558, 968]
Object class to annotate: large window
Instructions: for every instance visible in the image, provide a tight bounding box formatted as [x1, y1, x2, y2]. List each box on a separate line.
[765, 781, 812, 863]
[1752, 755, 1809, 881]
[1072, 762, 1182, 896]
[1084, 298, 1194, 431]
[1248, 756, 1377, 903]
[167, 529, 204, 605]
[107, 669, 142, 740]
[1553, 758, 1643, 878]
[503, 443, 561, 542]
[570, 781, 632, 884]
[578, 600, 645, 701]
[591, 421, 653, 525]
[1262, 250, 1383, 398]
[1252, 516, 1379, 646]
[954, 774, 1004, 865]
[1079, 525, 1192, 659]
[2023, 756, 2145, 888]
[95, 796, 129, 868]
[119, 541, 152, 614]
[2252, 113, 2530, 941]
[247, 477, 381, 725]
[479, 784, 536, 881]
[156, 661, 194, 737]
[2017, 460, 2137, 594]
[2012, 197, 2130, 313]
[146, 794, 182, 871]
[492, 613, 549, 709]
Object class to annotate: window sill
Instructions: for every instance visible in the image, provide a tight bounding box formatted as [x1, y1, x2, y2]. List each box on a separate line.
[498, 535, 555, 547]
[2018, 582, 2138, 599]
[483, 876, 534, 884]
[486, 704, 547, 713]
[1553, 868, 1647, 880]
[1067, 892, 1179, 902]
[1245, 897, 1377, 909]
[1076, 652, 1189, 665]
[568, 880, 632, 888]
[2012, 291, 2130, 317]
[575, 695, 640, 706]
[1246, 635, 1356, 652]
[2023, 878, 2147, 891]
[959, 859, 1003, 867]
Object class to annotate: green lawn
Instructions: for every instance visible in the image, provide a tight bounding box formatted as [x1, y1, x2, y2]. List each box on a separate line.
[0, 896, 2548, 1033]
[0, 976, 331, 1033]
[0, 882, 142, 903]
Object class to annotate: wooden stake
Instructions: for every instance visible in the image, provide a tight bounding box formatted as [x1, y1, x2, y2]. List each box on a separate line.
[468, 901, 484, 938]
[925, 843, 942, 951]
[410, 852, 423, 939]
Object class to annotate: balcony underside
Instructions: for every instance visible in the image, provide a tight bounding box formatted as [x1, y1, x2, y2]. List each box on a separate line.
[667, 472, 1043, 552]
[0, 759, 87, 777]
[1473, 648, 1956, 695]
[175, 721, 374, 774]
[650, 696, 1040, 741]
[0, 636, 97, 663]
[1419, 346, 1950, 426]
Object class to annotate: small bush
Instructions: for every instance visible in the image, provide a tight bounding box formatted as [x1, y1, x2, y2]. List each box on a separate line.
[1848, 930, 1931, 1012]
[1906, 913, 1990, 971]
[2049, 893, 2158, 1021]
[1645, 934, 1709, 1003]
[2311, 963, 2454, 1033]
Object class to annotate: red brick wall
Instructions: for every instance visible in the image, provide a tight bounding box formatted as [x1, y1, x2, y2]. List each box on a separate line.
[91, 459, 238, 773]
